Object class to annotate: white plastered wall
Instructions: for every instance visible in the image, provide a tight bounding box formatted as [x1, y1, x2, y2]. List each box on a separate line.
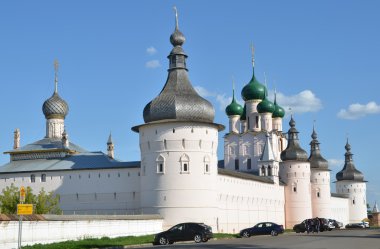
[0, 168, 141, 215]
[330, 196, 349, 225]
[216, 174, 285, 233]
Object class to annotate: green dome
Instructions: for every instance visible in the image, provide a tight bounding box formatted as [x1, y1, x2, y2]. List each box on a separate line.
[241, 68, 266, 101]
[225, 91, 243, 116]
[257, 96, 275, 113]
[272, 93, 285, 118]
[273, 104, 285, 118]
[240, 104, 247, 120]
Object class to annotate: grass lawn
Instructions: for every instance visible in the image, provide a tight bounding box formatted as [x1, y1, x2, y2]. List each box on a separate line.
[22, 233, 239, 249]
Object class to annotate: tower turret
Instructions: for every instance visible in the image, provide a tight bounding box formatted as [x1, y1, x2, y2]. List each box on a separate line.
[279, 116, 312, 228]
[308, 125, 331, 218]
[335, 140, 367, 223]
[107, 133, 115, 159]
[132, 7, 224, 230]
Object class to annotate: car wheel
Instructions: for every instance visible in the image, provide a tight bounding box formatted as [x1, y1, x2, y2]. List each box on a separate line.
[295, 228, 300, 233]
[242, 231, 250, 238]
[271, 230, 278, 236]
[158, 236, 168, 245]
[202, 237, 209, 242]
[194, 234, 202, 243]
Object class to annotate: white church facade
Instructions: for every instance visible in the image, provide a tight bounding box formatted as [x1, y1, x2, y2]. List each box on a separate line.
[0, 11, 367, 232]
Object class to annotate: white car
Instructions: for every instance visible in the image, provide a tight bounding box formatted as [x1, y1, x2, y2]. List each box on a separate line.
[362, 221, 370, 228]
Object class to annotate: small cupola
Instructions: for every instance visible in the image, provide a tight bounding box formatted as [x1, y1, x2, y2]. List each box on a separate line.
[308, 126, 329, 170]
[272, 91, 285, 118]
[257, 89, 275, 113]
[280, 116, 308, 161]
[225, 89, 243, 116]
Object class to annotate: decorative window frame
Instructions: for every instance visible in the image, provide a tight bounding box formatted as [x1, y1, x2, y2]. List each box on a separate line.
[156, 155, 165, 174]
[180, 153, 190, 174]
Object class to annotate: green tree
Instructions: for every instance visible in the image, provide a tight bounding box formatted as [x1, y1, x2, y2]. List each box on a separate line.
[35, 188, 61, 214]
[0, 184, 61, 215]
[0, 184, 19, 214]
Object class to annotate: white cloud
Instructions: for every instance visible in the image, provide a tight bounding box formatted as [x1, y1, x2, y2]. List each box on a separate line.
[195, 86, 235, 111]
[337, 101, 380, 120]
[145, 60, 161, 69]
[327, 159, 344, 168]
[146, 46, 157, 55]
[268, 90, 322, 114]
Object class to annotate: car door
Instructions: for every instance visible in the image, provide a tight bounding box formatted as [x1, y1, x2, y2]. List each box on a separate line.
[254, 223, 265, 235]
[265, 223, 273, 234]
[168, 224, 185, 242]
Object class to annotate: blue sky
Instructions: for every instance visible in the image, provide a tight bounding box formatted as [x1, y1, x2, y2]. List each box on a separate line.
[0, 1, 379, 206]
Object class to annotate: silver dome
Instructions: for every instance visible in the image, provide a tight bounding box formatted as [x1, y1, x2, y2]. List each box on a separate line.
[42, 92, 69, 119]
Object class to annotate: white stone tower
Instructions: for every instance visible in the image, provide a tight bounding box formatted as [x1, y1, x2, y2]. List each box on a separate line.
[308, 126, 331, 218]
[279, 116, 312, 228]
[132, 8, 224, 229]
[42, 60, 69, 139]
[335, 140, 367, 223]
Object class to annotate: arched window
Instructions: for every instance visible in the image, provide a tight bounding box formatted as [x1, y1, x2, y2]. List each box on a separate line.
[180, 154, 190, 173]
[156, 155, 165, 174]
[204, 155, 210, 174]
[353, 199, 355, 205]
[247, 158, 252, 170]
[41, 174, 46, 182]
[268, 166, 272, 176]
[261, 166, 265, 176]
[30, 174, 35, 183]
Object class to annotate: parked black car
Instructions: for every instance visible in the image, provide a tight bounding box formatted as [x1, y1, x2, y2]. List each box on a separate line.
[240, 222, 284, 237]
[153, 222, 213, 245]
[293, 218, 330, 233]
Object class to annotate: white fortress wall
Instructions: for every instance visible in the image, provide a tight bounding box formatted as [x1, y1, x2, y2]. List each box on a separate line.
[0, 215, 162, 249]
[0, 167, 141, 215]
[216, 173, 285, 233]
[330, 196, 349, 225]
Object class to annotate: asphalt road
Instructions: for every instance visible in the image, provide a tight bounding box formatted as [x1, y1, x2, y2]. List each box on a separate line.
[128, 229, 380, 249]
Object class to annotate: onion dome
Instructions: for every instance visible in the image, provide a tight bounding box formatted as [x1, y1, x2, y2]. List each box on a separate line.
[143, 8, 215, 124]
[336, 140, 365, 182]
[225, 90, 243, 116]
[42, 63, 69, 119]
[257, 90, 275, 113]
[241, 47, 266, 101]
[240, 104, 247, 121]
[272, 92, 285, 118]
[308, 126, 329, 170]
[281, 116, 308, 161]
